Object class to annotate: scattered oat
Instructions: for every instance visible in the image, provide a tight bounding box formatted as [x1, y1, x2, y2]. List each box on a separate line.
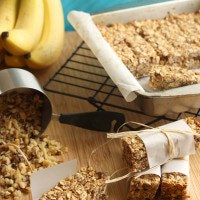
[0, 92, 67, 199]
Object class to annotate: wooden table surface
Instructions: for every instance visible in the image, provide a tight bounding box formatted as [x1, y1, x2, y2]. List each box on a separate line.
[2, 32, 200, 199]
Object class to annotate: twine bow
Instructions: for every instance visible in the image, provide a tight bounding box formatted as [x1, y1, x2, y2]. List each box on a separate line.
[108, 121, 196, 160]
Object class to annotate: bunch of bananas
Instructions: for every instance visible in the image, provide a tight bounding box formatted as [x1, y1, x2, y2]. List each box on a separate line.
[0, 0, 64, 69]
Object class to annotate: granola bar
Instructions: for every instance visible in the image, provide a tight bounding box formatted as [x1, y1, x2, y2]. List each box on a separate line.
[122, 136, 149, 172]
[158, 22, 199, 66]
[40, 166, 108, 200]
[159, 172, 188, 200]
[121, 117, 200, 173]
[97, 11, 200, 79]
[127, 167, 161, 200]
[124, 34, 159, 78]
[185, 117, 200, 149]
[149, 65, 200, 90]
[159, 158, 189, 200]
[166, 12, 200, 46]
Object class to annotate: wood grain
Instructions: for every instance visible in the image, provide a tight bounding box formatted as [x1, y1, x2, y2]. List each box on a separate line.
[0, 32, 200, 200]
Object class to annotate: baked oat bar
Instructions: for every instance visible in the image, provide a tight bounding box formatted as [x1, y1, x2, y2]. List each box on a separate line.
[97, 24, 139, 73]
[166, 12, 200, 44]
[124, 34, 159, 78]
[127, 167, 161, 200]
[121, 117, 200, 173]
[122, 136, 149, 172]
[185, 117, 200, 149]
[159, 157, 189, 200]
[159, 172, 188, 200]
[97, 11, 200, 79]
[40, 166, 108, 200]
[149, 65, 200, 90]
[158, 20, 200, 63]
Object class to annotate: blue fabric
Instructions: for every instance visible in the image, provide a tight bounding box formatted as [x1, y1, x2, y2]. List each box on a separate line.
[62, 0, 172, 31]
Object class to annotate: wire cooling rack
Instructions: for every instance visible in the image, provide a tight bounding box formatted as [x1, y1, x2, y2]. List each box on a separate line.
[43, 42, 200, 130]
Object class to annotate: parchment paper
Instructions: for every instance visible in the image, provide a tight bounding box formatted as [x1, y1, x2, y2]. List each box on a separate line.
[30, 159, 77, 200]
[161, 157, 189, 176]
[67, 0, 200, 101]
[68, 11, 144, 102]
[137, 165, 161, 178]
[139, 120, 195, 168]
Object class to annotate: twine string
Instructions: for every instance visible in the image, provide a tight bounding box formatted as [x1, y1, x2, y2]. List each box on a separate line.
[88, 138, 114, 168]
[109, 121, 196, 160]
[89, 121, 196, 184]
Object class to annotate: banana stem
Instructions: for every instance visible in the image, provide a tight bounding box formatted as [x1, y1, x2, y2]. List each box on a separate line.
[24, 53, 31, 59]
[1, 32, 9, 40]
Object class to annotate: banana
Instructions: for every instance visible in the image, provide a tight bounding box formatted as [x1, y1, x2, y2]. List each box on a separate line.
[1, 0, 44, 56]
[25, 0, 64, 69]
[0, 49, 5, 65]
[5, 53, 26, 68]
[0, 0, 19, 49]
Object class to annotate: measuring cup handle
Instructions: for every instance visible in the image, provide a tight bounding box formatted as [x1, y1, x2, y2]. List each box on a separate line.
[58, 111, 125, 132]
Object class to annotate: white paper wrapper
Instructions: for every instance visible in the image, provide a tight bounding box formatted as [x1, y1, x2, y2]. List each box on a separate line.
[68, 11, 144, 102]
[162, 157, 189, 176]
[139, 120, 195, 168]
[137, 165, 161, 178]
[30, 159, 77, 200]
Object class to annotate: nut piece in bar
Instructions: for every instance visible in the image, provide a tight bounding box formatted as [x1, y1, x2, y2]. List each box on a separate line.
[40, 166, 108, 200]
[127, 167, 161, 200]
[149, 65, 200, 90]
[97, 11, 200, 79]
[158, 157, 189, 200]
[121, 117, 200, 173]
[185, 117, 200, 149]
[159, 172, 188, 200]
[122, 136, 149, 173]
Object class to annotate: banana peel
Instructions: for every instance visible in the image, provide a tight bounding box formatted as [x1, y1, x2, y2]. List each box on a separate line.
[0, 0, 64, 69]
[25, 0, 64, 69]
[5, 53, 26, 68]
[1, 0, 44, 56]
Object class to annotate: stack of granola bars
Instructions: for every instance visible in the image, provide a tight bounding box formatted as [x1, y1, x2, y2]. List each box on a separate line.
[121, 117, 199, 199]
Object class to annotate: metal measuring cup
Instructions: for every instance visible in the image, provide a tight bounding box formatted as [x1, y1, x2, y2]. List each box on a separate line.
[0, 68, 125, 135]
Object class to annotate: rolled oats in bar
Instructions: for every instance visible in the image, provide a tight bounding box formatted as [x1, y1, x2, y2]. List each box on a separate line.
[39, 166, 108, 200]
[159, 157, 189, 200]
[127, 166, 161, 200]
[166, 12, 200, 45]
[185, 117, 200, 149]
[121, 118, 200, 173]
[97, 11, 200, 79]
[149, 65, 200, 90]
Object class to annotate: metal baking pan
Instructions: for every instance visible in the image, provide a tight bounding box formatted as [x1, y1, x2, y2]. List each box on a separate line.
[68, 0, 200, 116]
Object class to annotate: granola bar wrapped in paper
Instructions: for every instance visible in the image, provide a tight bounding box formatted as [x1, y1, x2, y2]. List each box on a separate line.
[108, 118, 200, 173]
[127, 166, 161, 200]
[31, 160, 108, 200]
[159, 157, 189, 199]
[39, 166, 108, 200]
